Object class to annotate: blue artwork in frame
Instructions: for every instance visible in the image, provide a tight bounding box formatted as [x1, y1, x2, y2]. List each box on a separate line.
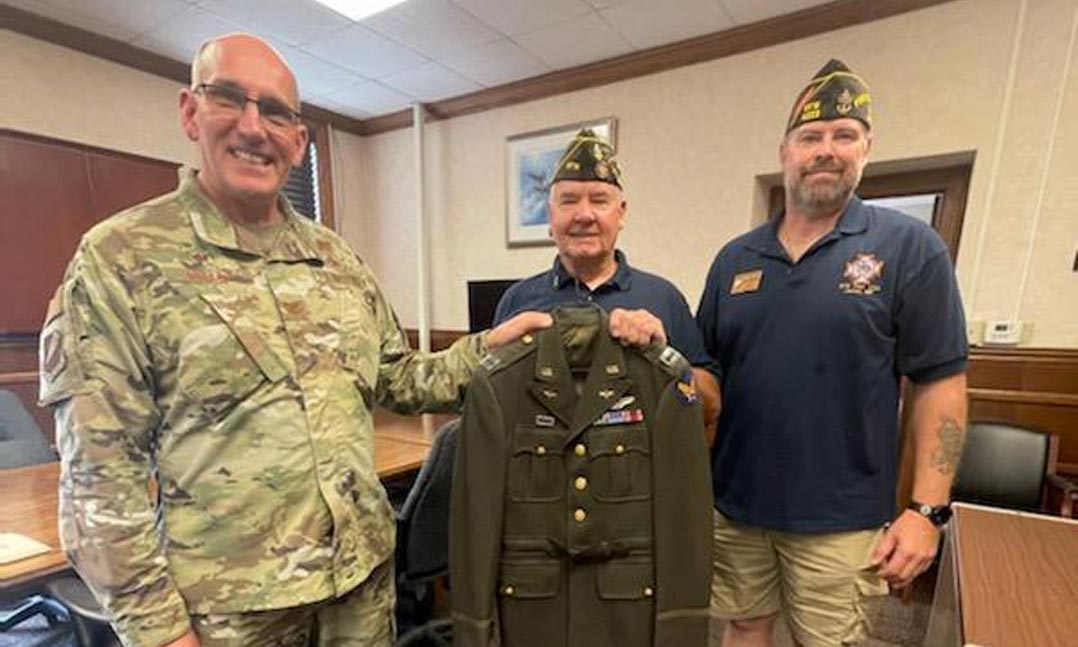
[505, 117, 617, 246]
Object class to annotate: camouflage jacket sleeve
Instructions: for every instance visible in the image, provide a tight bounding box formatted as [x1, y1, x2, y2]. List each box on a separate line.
[39, 241, 190, 647]
[363, 269, 488, 414]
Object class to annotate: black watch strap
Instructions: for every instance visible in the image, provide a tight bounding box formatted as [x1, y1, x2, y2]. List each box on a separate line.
[907, 500, 952, 527]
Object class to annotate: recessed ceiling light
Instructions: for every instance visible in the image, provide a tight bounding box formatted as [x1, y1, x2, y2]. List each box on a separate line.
[312, 0, 411, 22]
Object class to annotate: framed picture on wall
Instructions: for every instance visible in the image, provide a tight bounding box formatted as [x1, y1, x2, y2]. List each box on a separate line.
[505, 117, 617, 247]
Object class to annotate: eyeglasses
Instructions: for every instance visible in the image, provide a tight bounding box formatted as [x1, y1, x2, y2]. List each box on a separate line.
[194, 83, 302, 130]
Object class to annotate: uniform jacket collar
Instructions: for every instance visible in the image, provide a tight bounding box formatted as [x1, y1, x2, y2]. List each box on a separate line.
[531, 306, 633, 442]
[178, 167, 324, 263]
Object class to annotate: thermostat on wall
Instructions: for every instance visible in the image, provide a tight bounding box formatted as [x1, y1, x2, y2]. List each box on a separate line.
[983, 320, 1022, 345]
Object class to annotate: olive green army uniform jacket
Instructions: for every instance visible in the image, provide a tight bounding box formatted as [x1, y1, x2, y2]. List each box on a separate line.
[39, 169, 486, 647]
[450, 306, 712, 647]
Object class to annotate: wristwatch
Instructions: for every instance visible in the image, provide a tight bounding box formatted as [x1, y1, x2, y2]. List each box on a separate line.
[907, 500, 952, 527]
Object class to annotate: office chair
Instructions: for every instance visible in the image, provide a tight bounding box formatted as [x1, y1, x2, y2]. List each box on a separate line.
[0, 390, 120, 646]
[951, 421, 1075, 516]
[395, 418, 459, 647]
[0, 388, 54, 468]
[0, 388, 70, 637]
[44, 577, 121, 647]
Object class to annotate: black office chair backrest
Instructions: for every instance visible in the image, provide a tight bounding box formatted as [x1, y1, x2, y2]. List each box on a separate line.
[952, 422, 1051, 511]
[0, 389, 55, 468]
[397, 418, 460, 583]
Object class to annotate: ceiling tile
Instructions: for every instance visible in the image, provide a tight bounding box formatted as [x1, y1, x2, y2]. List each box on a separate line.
[133, 7, 243, 62]
[449, 0, 592, 36]
[198, 0, 351, 46]
[443, 38, 549, 87]
[719, 0, 830, 25]
[269, 42, 367, 98]
[601, 0, 733, 50]
[10, 0, 191, 42]
[514, 12, 633, 70]
[381, 61, 482, 101]
[580, 0, 637, 9]
[321, 80, 414, 116]
[302, 24, 430, 79]
[364, 0, 502, 60]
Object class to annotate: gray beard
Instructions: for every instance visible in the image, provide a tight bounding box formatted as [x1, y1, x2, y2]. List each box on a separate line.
[788, 174, 857, 217]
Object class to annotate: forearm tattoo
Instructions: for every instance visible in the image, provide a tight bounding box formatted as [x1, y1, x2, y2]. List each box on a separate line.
[931, 416, 965, 476]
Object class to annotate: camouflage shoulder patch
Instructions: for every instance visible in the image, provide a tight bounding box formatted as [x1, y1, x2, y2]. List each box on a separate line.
[642, 344, 692, 380]
[478, 336, 537, 375]
[38, 303, 85, 407]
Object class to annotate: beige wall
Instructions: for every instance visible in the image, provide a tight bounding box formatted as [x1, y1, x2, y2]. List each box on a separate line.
[343, 0, 1077, 347]
[1, 30, 196, 165]
[4, 0, 1076, 346]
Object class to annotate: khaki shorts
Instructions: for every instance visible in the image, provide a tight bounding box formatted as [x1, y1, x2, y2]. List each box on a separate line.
[709, 510, 888, 647]
[191, 560, 395, 647]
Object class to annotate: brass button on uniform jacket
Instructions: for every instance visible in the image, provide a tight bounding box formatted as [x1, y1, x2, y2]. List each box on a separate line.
[451, 307, 712, 647]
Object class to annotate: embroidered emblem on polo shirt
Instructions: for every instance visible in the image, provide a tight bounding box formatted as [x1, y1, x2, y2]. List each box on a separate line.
[731, 269, 763, 295]
[839, 252, 884, 295]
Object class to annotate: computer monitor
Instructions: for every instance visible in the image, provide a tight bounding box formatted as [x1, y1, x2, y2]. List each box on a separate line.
[467, 280, 519, 333]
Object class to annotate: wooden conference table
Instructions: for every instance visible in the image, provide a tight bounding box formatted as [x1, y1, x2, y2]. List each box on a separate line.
[924, 502, 1078, 647]
[0, 411, 453, 592]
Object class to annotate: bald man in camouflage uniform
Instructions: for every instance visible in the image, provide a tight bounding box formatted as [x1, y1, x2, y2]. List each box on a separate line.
[38, 33, 561, 647]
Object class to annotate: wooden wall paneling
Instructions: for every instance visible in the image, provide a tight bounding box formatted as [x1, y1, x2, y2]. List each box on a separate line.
[898, 348, 1078, 507]
[86, 152, 179, 220]
[0, 131, 181, 337]
[0, 134, 94, 335]
[0, 340, 39, 373]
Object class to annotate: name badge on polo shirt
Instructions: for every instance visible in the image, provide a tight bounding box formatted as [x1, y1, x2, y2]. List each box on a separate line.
[730, 269, 763, 295]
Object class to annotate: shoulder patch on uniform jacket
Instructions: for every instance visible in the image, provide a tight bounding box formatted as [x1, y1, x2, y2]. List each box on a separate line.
[641, 344, 692, 380]
[479, 337, 537, 375]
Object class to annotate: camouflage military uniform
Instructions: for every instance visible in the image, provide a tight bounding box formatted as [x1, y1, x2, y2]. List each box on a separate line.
[39, 168, 486, 647]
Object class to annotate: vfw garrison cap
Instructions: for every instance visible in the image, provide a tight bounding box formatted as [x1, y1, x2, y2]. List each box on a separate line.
[786, 59, 871, 133]
[551, 128, 623, 188]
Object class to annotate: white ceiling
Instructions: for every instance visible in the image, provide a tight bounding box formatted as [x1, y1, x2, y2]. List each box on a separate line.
[6, 0, 834, 119]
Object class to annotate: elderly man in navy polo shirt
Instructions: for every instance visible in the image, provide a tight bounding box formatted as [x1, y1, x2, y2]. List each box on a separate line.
[494, 128, 721, 440]
[697, 60, 969, 647]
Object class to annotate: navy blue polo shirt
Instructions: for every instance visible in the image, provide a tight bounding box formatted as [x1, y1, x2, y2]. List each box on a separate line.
[494, 250, 716, 371]
[697, 197, 968, 532]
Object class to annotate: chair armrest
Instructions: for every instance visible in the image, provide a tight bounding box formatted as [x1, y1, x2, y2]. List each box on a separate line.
[1047, 473, 1078, 492]
[1045, 473, 1078, 518]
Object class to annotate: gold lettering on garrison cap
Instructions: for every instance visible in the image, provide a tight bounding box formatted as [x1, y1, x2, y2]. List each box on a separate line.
[731, 269, 763, 295]
[786, 59, 872, 132]
[551, 128, 623, 188]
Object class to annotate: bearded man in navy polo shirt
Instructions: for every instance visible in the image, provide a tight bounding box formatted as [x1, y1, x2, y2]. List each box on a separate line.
[697, 60, 969, 647]
[495, 128, 722, 441]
